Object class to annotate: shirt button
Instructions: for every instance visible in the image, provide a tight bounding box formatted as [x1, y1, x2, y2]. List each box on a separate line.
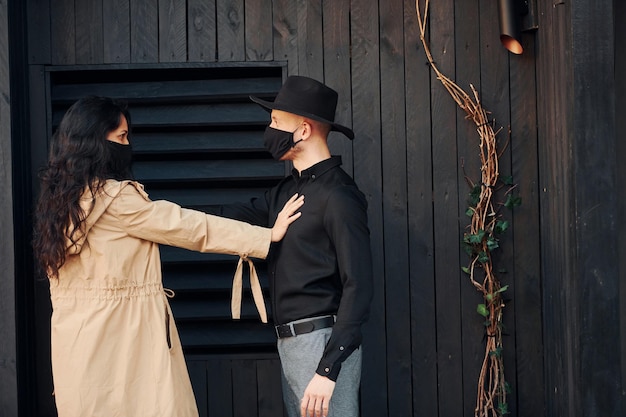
[339, 346, 344, 351]
[324, 367, 330, 373]
[311, 174, 316, 179]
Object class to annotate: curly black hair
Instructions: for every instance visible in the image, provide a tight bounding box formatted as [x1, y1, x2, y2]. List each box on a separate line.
[32, 96, 131, 278]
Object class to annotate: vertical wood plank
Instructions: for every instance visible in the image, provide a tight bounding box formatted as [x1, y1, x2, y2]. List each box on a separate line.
[535, 2, 579, 415]
[245, 0, 272, 61]
[188, 0, 217, 62]
[429, 0, 464, 415]
[616, 3, 626, 417]
[207, 359, 233, 417]
[322, 0, 353, 175]
[404, 1, 438, 416]
[350, 0, 386, 416]
[569, 1, 621, 415]
[296, 0, 323, 80]
[509, 33, 544, 417]
[130, 0, 159, 63]
[75, 0, 103, 64]
[272, 0, 298, 74]
[379, 0, 411, 415]
[0, 0, 17, 414]
[103, 0, 131, 63]
[217, 0, 245, 61]
[158, 0, 187, 62]
[27, 0, 51, 64]
[257, 359, 284, 417]
[232, 359, 257, 417]
[51, 0, 76, 64]
[455, 1, 488, 416]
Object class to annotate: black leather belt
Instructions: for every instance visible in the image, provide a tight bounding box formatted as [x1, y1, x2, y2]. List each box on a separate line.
[275, 315, 335, 339]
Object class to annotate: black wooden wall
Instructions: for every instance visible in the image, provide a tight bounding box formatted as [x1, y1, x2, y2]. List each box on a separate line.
[0, 1, 17, 415]
[5, 0, 622, 416]
[617, 0, 626, 407]
[536, 1, 622, 415]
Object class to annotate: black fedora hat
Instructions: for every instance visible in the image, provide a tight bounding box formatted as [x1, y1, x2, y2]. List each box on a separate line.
[250, 76, 354, 140]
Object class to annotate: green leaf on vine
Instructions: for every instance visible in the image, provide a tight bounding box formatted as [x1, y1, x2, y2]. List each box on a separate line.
[498, 402, 510, 415]
[495, 220, 509, 234]
[486, 237, 499, 251]
[504, 194, 522, 209]
[501, 175, 514, 185]
[478, 251, 489, 264]
[469, 229, 486, 244]
[489, 347, 502, 357]
[477, 304, 489, 317]
[496, 285, 509, 294]
[461, 266, 470, 274]
[469, 185, 481, 206]
[465, 207, 474, 217]
[504, 381, 512, 394]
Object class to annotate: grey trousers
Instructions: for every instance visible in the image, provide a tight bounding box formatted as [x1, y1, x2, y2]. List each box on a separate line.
[277, 326, 362, 417]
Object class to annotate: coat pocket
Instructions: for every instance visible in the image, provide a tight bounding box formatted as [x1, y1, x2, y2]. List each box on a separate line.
[164, 305, 172, 349]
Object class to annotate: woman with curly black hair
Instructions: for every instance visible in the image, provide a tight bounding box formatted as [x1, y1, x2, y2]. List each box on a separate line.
[32, 96, 304, 417]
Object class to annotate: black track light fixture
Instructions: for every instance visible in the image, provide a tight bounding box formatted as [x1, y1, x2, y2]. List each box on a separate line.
[497, 0, 538, 54]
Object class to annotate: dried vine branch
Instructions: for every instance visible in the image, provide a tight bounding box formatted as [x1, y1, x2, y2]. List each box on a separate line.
[415, 1, 517, 416]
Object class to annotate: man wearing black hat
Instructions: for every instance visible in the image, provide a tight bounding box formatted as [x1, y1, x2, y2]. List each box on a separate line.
[211, 76, 373, 417]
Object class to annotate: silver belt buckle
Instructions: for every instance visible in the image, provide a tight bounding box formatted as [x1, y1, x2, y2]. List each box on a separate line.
[275, 322, 296, 338]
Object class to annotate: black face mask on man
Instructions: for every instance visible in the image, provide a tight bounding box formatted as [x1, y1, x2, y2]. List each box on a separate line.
[263, 125, 303, 160]
[105, 140, 133, 180]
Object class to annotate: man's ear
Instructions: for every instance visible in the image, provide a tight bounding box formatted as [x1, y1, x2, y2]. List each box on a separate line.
[300, 121, 312, 140]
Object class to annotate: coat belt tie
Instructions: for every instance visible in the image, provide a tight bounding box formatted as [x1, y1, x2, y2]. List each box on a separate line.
[232, 256, 268, 323]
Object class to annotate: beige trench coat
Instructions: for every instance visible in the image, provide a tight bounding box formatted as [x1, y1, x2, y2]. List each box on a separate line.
[49, 180, 271, 417]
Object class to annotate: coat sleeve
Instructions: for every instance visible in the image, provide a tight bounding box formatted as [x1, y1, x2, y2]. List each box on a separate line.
[108, 182, 272, 259]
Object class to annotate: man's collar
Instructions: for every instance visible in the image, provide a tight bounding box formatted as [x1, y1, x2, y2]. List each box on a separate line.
[292, 156, 342, 179]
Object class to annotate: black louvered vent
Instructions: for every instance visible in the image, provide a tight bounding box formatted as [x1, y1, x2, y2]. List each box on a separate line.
[49, 64, 285, 354]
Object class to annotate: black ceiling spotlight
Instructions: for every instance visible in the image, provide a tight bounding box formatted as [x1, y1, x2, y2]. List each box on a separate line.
[497, 0, 538, 54]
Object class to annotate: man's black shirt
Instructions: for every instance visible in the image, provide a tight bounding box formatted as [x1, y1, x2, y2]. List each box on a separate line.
[213, 156, 373, 381]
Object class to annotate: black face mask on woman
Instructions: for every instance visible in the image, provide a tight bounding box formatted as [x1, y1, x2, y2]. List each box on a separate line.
[105, 140, 133, 180]
[263, 125, 303, 160]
